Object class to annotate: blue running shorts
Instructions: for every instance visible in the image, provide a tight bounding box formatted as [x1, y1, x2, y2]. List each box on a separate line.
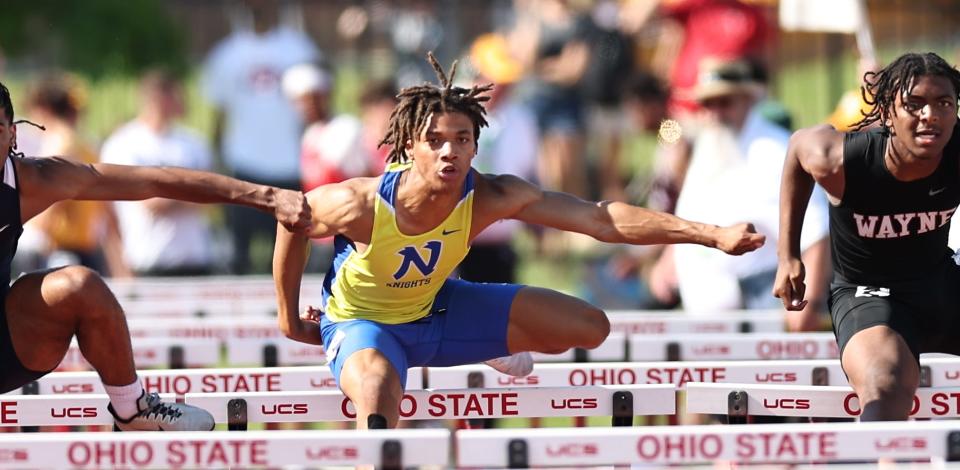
[319, 279, 522, 389]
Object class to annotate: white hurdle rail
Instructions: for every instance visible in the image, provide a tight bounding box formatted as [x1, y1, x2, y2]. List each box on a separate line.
[428, 360, 850, 389]
[127, 316, 279, 340]
[119, 298, 280, 318]
[58, 338, 220, 371]
[125, 312, 784, 337]
[0, 385, 673, 427]
[186, 385, 674, 429]
[107, 275, 326, 303]
[629, 332, 839, 361]
[0, 429, 448, 469]
[7, 366, 425, 396]
[110, 312, 789, 365]
[225, 336, 326, 366]
[468, 355, 960, 389]
[687, 382, 960, 419]
[56, 336, 327, 371]
[608, 310, 783, 335]
[457, 421, 960, 467]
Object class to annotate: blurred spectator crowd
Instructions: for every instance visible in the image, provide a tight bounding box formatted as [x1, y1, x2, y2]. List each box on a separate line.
[7, 0, 905, 331]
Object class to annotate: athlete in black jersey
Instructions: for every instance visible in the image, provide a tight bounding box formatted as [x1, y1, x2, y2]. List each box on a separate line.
[0, 81, 312, 431]
[775, 52, 960, 421]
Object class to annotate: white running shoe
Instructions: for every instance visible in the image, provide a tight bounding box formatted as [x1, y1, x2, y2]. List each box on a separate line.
[484, 351, 534, 377]
[109, 391, 215, 431]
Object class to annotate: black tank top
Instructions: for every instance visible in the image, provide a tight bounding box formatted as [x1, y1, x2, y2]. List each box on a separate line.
[0, 157, 21, 298]
[829, 125, 960, 284]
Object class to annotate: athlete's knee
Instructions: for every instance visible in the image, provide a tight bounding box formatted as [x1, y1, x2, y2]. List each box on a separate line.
[578, 306, 610, 349]
[48, 266, 107, 299]
[857, 364, 918, 405]
[354, 370, 401, 409]
[46, 266, 119, 317]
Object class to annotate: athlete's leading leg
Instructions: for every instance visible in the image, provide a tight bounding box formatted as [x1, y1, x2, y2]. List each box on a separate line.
[841, 325, 919, 421]
[6, 266, 214, 430]
[505, 286, 610, 354]
[6, 266, 135, 385]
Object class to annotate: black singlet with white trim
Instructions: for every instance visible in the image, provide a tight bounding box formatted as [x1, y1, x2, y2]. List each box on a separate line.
[829, 125, 960, 284]
[0, 156, 45, 394]
[0, 157, 21, 296]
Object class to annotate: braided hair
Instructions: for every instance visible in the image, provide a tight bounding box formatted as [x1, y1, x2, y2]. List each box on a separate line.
[852, 52, 960, 132]
[0, 81, 45, 159]
[379, 52, 493, 164]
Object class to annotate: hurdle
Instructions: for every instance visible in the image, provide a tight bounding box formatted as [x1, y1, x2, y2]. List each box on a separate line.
[0, 429, 448, 469]
[185, 385, 674, 429]
[608, 310, 783, 335]
[531, 332, 627, 362]
[225, 336, 326, 366]
[629, 332, 839, 361]
[127, 318, 327, 367]
[126, 316, 279, 340]
[107, 275, 326, 303]
[0, 385, 672, 427]
[687, 382, 960, 419]
[7, 365, 426, 397]
[119, 298, 279, 318]
[58, 338, 220, 371]
[428, 360, 850, 389]
[457, 421, 960, 466]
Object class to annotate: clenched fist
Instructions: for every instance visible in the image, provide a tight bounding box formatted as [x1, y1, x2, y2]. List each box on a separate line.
[273, 189, 313, 233]
[713, 222, 765, 255]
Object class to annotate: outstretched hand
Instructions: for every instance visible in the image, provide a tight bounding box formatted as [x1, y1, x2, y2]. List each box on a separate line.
[274, 189, 313, 233]
[714, 222, 765, 255]
[773, 257, 808, 311]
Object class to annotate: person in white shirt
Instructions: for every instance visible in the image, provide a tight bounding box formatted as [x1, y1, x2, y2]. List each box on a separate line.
[654, 59, 831, 331]
[459, 33, 540, 283]
[101, 69, 215, 276]
[202, 0, 319, 274]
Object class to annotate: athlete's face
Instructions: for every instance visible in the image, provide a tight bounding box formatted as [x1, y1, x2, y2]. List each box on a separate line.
[407, 112, 476, 189]
[887, 74, 958, 159]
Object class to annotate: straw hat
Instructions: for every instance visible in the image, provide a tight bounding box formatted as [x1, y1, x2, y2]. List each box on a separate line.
[692, 59, 763, 102]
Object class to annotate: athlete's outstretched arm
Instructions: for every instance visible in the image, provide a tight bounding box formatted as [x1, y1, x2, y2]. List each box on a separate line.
[506, 175, 764, 254]
[20, 157, 311, 232]
[774, 125, 845, 311]
[273, 183, 365, 345]
[273, 223, 322, 345]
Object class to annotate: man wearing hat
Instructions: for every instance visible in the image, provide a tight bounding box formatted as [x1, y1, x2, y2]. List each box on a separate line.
[282, 63, 371, 272]
[652, 58, 831, 331]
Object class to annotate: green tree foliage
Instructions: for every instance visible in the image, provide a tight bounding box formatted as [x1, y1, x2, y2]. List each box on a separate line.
[0, 0, 186, 77]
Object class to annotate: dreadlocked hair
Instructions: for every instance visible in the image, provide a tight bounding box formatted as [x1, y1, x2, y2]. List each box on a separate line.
[852, 52, 960, 132]
[379, 51, 493, 164]
[0, 81, 45, 159]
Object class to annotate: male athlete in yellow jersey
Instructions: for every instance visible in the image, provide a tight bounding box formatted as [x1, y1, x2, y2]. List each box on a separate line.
[273, 53, 765, 429]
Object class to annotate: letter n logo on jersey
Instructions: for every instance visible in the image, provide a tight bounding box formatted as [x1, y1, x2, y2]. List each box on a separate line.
[393, 241, 442, 279]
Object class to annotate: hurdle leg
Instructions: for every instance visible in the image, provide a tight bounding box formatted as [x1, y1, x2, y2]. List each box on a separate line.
[842, 326, 919, 421]
[6, 267, 137, 387]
